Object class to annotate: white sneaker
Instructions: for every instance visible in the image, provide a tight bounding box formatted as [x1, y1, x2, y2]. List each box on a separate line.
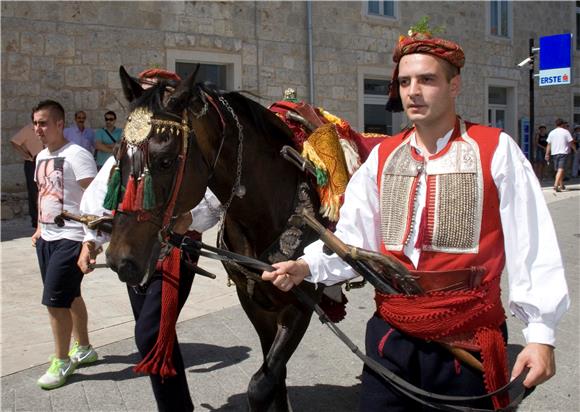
[68, 341, 98, 365]
[37, 357, 75, 390]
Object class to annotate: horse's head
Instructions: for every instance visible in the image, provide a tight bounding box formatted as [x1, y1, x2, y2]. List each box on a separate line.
[106, 66, 212, 286]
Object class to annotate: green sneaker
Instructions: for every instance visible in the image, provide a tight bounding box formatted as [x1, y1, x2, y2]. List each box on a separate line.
[68, 341, 98, 366]
[37, 357, 75, 390]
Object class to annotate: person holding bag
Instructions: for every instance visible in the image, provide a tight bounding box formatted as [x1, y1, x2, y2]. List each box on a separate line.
[94, 111, 122, 170]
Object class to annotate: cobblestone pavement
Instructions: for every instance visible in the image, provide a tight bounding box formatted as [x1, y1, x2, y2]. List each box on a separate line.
[1, 181, 578, 411]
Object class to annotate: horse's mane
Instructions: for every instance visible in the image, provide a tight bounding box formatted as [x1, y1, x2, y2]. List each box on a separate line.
[127, 78, 296, 149]
[196, 83, 296, 148]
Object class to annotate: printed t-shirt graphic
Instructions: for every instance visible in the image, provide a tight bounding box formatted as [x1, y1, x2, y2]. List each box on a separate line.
[36, 157, 65, 224]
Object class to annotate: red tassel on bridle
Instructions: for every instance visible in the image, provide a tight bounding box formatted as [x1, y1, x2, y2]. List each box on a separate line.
[133, 246, 181, 379]
[121, 175, 138, 212]
[135, 174, 145, 211]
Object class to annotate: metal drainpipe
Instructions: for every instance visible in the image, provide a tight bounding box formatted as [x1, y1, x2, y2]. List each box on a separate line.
[307, 0, 314, 105]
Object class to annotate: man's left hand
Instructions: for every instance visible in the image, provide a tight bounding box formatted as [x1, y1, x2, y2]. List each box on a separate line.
[173, 212, 193, 235]
[511, 343, 555, 388]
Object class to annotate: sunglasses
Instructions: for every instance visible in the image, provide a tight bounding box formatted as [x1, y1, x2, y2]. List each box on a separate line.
[105, 117, 115, 121]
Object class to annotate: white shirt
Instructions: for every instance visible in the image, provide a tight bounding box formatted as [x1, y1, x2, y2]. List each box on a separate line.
[302, 130, 569, 347]
[36, 142, 97, 242]
[547, 127, 574, 155]
[80, 156, 221, 246]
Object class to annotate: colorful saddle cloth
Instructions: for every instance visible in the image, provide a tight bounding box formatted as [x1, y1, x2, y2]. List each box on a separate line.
[270, 100, 389, 221]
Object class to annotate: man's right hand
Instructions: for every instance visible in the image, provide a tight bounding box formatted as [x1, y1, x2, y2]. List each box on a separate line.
[78, 241, 99, 273]
[31, 228, 41, 248]
[262, 259, 311, 292]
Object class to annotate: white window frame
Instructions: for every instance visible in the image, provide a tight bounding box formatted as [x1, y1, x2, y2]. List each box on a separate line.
[484, 78, 518, 138]
[364, 0, 397, 20]
[357, 66, 405, 135]
[487, 0, 513, 39]
[166, 50, 242, 91]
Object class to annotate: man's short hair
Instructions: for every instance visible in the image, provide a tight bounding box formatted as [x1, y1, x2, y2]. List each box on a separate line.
[555, 118, 566, 127]
[74, 110, 86, 118]
[105, 110, 117, 119]
[31, 100, 65, 122]
[439, 58, 460, 81]
[539, 125, 546, 129]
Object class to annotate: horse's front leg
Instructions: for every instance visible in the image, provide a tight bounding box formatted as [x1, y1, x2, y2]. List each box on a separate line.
[246, 302, 314, 412]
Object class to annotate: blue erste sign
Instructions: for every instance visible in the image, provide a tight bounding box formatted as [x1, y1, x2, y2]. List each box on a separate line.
[539, 33, 572, 86]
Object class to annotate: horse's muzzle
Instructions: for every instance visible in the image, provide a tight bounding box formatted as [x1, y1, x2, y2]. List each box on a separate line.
[106, 255, 143, 286]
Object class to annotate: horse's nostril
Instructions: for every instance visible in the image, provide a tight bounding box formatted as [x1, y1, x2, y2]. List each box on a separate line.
[117, 258, 143, 286]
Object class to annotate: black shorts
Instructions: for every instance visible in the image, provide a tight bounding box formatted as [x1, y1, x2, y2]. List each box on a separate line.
[36, 237, 84, 308]
[552, 153, 568, 170]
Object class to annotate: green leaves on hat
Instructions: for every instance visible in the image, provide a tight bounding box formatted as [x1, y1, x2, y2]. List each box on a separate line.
[408, 16, 445, 37]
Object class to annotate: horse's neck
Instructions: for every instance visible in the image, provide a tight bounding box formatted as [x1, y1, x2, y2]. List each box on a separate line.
[211, 143, 306, 255]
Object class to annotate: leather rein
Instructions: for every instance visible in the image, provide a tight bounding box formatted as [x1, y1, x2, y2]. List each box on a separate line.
[173, 237, 531, 412]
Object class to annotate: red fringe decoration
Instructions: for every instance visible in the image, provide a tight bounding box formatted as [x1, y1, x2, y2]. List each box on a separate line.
[134, 247, 181, 379]
[477, 328, 510, 409]
[121, 175, 138, 212]
[318, 292, 348, 323]
[375, 278, 510, 409]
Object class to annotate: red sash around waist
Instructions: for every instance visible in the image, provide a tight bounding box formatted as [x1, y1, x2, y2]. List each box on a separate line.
[374, 276, 509, 409]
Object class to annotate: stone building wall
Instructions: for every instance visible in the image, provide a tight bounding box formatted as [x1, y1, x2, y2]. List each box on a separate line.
[1, 1, 577, 219]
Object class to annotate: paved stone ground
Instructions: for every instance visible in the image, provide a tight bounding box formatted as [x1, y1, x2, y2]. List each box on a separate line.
[1, 183, 578, 411]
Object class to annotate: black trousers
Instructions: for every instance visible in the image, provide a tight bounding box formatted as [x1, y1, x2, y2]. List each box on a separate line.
[127, 262, 195, 412]
[359, 314, 507, 412]
[25, 159, 38, 228]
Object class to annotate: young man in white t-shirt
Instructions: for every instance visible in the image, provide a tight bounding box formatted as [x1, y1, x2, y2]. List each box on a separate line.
[545, 118, 577, 192]
[31, 100, 98, 389]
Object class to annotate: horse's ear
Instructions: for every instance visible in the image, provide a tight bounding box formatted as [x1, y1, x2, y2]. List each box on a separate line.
[166, 65, 199, 112]
[119, 66, 144, 102]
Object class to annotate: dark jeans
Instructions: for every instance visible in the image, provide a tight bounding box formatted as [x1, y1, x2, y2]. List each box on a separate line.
[359, 314, 508, 412]
[25, 159, 38, 228]
[128, 263, 195, 412]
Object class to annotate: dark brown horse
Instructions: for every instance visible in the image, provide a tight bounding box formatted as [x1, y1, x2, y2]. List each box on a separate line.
[106, 66, 325, 411]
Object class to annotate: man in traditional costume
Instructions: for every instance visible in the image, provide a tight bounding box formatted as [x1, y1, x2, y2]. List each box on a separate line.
[263, 29, 569, 410]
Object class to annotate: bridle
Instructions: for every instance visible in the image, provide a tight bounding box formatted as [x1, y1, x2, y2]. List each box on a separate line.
[109, 87, 246, 244]
[111, 106, 192, 240]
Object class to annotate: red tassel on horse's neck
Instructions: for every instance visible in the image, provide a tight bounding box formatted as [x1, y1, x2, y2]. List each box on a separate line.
[134, 247, 181, 379]
[121, 175, 137, 212]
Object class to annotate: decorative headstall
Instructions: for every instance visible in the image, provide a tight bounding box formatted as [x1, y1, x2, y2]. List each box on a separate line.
[103, 107, 191, 233]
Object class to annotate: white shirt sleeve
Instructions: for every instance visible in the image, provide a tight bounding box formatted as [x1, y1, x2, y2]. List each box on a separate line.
[80, 156, 115, 246]
[302, 145, 382, 285]
[71, 146, 97, 181]
[492, 132, 570, 346]
[188, 189, 222, 233]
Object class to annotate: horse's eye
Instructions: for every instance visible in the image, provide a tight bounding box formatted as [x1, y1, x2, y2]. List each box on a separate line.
[155, 157, 175, 171]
